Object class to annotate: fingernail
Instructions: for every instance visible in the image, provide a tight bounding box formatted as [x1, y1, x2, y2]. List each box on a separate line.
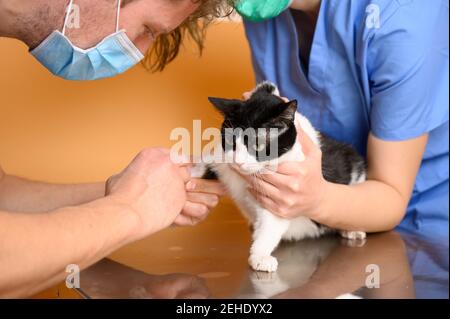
[210, 196, 219, 206]
[186, 181, 196, 191]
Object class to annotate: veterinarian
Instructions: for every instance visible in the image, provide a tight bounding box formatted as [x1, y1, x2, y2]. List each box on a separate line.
[0, 0, 227, 297]
[240, 0, 448, 238]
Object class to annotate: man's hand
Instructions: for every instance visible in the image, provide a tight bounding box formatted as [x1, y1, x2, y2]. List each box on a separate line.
[0, 150, 190, 297]
[106, 148, 190, 240]
[174, 179, 227, 226]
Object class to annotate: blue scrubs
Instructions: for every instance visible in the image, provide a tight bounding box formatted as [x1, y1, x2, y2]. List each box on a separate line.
[244, 0, 449, 239]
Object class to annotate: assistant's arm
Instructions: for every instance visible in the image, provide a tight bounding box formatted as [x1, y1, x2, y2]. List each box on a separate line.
[316, 133, 427, 231]
[248, 132, 427, 232]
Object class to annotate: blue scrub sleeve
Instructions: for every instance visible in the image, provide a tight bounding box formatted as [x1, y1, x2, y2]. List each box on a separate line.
[368, 0, 449, 141]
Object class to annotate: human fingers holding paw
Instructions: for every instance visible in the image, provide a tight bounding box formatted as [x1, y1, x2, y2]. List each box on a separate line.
[174, 178, 227, 226]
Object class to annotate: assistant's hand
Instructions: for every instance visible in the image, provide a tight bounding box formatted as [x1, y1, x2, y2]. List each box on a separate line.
[243, 126, 329, 219]
[105, 148, 190, 240]
[174, 179, 227, 226]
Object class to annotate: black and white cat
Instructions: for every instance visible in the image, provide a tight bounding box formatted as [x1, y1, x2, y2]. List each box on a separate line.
[192, 82, 367, 272]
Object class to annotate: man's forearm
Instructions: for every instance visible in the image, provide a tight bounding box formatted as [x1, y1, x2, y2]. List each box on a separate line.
[316, 180, 407, 232]
[0, 197, 138, 298]
[0, 173, 105, 213]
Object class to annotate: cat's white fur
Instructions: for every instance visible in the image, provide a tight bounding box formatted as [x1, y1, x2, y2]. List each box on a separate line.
[192, 82, 366, 272]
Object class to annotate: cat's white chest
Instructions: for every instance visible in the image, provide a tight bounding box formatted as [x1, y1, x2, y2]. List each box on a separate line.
[211, 164, 259, 223]
[207, 112, 319, 227]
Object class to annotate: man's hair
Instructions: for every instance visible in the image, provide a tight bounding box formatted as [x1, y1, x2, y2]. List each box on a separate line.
[143, 0, 237, 72]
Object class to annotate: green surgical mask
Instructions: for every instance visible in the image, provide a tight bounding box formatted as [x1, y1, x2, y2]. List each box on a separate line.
[235, 0, 293, 22]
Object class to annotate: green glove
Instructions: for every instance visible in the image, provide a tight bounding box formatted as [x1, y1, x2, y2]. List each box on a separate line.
[235, 0, 293, 22]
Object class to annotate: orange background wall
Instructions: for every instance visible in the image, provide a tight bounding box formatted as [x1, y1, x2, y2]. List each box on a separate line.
[0, 22, 254, 184]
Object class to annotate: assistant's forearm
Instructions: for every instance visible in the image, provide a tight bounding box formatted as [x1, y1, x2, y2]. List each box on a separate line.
[0, 198, 138, 298]
[0, 174, 105, 213]
[316, 180, 406, 232]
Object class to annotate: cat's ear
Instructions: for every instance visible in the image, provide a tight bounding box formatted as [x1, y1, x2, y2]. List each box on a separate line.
[208, 97, 242, 116]
[278, 100, 298, 122]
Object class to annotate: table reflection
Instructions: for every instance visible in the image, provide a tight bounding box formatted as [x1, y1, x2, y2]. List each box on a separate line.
[77, 231, 448, 299]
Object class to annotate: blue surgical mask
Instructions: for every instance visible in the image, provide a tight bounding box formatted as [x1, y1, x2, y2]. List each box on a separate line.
[31, 0, 144, 81]
[235, 0, 293, 22]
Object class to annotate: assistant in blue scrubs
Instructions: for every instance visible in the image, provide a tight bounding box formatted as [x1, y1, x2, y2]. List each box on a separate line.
[244, 0, 449, 239]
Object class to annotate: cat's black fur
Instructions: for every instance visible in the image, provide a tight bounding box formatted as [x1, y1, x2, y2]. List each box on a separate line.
[206, 83, 366, 186]
[208, 85, 298, 162]
[319, 134, 367, 185]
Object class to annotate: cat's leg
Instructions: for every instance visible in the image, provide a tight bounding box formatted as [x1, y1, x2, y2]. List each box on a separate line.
[249, 271, 289, 298]
[249, 209, 290, 272]
[190, 162, 208, 178]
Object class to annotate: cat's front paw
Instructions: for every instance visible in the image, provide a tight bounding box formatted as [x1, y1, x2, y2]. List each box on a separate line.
[249, 254, 278, 272]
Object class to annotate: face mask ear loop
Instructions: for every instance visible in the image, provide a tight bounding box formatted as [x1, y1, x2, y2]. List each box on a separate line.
[62, 0, 75, 35]
[116, 0, 122, 33]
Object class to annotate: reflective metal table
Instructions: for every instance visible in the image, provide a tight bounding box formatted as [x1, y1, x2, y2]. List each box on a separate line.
[77, 200, 449, 299]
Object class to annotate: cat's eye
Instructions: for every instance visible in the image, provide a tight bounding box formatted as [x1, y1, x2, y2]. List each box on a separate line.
[253, 143, 265, 152]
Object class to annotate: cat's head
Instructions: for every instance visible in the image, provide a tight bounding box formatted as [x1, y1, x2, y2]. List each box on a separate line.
[208, 82, 298, 174]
